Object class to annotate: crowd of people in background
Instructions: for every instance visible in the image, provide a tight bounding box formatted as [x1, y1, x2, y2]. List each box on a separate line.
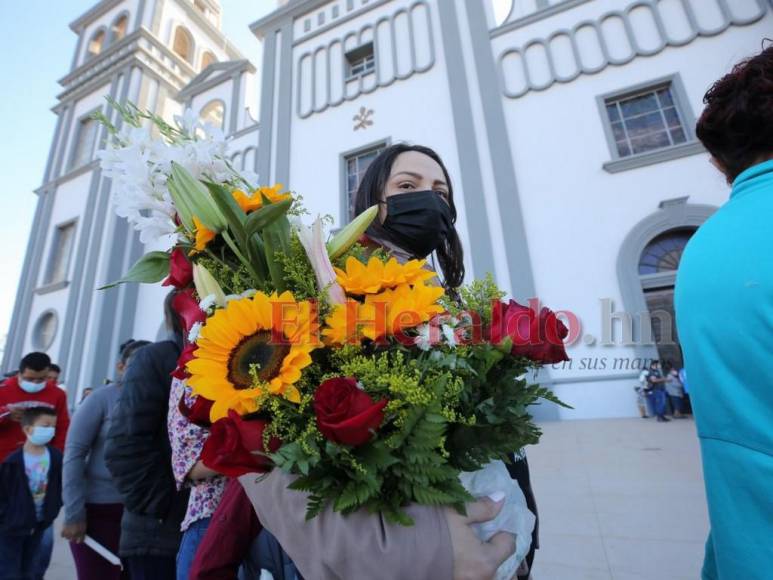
[0, 292, 307, 580]
[635, 360, 691, 422]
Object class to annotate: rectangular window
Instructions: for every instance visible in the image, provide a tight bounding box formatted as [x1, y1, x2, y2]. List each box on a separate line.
[343, 143, 387, 221]
[45, 222, 77, 285]
[603, 84, 688, 158]
[70, 116, 100, 170]
[345, 43, 375, 80]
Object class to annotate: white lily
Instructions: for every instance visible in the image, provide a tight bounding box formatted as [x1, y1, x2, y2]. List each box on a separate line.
[296, 217, 346, 305]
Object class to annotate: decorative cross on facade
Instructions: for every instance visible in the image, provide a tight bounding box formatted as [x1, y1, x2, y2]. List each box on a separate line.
[353, 106, 374, 130]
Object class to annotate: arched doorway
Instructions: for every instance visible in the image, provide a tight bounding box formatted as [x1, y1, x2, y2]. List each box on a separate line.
[637, 228, 695, 368]
[617, 198, 717, 365]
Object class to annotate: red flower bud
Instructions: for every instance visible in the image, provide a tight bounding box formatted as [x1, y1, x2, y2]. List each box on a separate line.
[171, 288, 206, 336]
[162, 248, 193, 288]
[171, 343, 197, 380]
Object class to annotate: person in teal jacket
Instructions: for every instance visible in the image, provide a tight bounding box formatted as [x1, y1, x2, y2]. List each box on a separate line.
[675, 45, 773, 579]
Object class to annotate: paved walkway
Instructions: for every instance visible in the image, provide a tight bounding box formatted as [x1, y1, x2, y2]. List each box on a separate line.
[528, 417, 708, 580]
[46, 417, 709, 579]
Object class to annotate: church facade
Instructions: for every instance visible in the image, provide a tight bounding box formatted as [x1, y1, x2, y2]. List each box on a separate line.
[5, 0, 771, 419]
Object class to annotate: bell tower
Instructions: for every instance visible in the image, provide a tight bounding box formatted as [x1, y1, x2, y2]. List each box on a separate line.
[3, 0, 243, 401]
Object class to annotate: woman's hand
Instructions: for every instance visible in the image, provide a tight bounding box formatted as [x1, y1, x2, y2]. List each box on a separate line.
[446, 495, 516, 580]
[188, 460, 219, 482]
[61, 521, 87, 543]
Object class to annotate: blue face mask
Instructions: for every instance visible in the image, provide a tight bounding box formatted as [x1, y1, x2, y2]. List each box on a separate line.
[19, 380, 46, 394]
[27, 426, 55, 446]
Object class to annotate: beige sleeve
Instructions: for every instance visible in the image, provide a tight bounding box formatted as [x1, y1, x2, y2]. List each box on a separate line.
[239, 470, 454, 580]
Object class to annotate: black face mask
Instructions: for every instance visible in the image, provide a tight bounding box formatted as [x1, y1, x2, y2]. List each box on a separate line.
[382, 190, 453, 258]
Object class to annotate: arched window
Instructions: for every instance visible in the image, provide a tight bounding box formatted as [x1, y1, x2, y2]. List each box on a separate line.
[110, 13, 129, 43]
[87, 28, 106, 58]
[173, 26, 194, 64]
[638, 229, 694, 275]
[200, 100, 225, 129]
[201, 51, 217, 70]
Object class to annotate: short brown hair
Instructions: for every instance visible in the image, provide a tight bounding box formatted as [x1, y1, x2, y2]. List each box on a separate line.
[696, 43, 773, 181]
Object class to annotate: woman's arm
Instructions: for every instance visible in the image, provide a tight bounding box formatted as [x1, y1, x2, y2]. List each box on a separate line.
[167, 379, 217, 486]
[240, 470, 515, 580]
[62, 389, 106, 529]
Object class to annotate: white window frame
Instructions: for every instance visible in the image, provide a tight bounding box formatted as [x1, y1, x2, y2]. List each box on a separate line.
[345, 42, 376, 81]
[68, 109, 101, 172]
[596, 74, 704, 174]
[41, 219, 77, 290]
[339, 139, 390, 225]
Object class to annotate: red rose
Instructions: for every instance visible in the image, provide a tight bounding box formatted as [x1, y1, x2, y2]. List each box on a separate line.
[201, 410, 280, 477]
[172, 343, 197, 380]
[314, 377, 388, 447]
[171, 288, 206, 335]
[178, 393, 213, 427]
[491, 300, 569, 364]
[162, 248, 193, 288]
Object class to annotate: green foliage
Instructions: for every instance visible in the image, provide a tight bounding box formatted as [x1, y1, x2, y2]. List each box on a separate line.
[99, 251, 169, 290]
[196, 255, 259, 296]
[446, 273, 505, 325]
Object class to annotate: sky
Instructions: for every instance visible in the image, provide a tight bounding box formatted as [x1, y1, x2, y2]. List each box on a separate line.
[0, 0, 277, 340]
[0, 0, 511, 342]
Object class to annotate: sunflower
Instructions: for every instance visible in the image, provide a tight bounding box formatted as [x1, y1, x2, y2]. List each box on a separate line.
[335, 256, 436, 295]
[192, 216, 216, 254]
[186, 291, 319, 421]
[232, 184, 291, 214]
[323, 281, 445, 344]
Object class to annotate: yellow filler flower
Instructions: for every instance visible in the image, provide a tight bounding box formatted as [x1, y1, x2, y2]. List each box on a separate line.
[187, 291, 318, 421]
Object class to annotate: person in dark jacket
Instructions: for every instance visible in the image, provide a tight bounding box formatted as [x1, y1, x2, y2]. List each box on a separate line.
[0, 406, 63, 580]
[507, 452, 539, 580]
[105, 292, 188, 580]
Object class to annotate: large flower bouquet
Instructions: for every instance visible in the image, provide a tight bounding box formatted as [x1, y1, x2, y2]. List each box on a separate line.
[99, 102, 569, 570]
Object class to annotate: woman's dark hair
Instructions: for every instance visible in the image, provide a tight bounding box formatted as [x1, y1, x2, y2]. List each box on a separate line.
[696, 43, 773, 181]
[353, 143, 465, 289]
[164, 290, 184, 339]
[119, 339, 151, 365]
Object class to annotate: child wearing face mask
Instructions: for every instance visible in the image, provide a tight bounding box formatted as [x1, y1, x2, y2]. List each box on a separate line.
[0, 406, 64, 579]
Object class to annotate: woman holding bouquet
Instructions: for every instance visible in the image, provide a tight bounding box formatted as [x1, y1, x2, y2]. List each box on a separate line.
[241, 144, 537, 579]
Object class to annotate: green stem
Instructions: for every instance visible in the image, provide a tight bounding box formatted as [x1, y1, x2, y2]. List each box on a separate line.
[222, 230, 262, 283]
[203, 248, 230, 270]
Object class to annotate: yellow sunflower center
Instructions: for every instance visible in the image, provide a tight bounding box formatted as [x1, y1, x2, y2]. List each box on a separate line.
[228, 330, 291, 389]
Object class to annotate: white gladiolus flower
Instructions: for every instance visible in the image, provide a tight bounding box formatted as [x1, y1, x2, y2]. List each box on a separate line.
[442, 324, 458, 348]
[188, 321, 203, 343]
[99, 109, 234, 246]
[414, 324, 432, 351]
